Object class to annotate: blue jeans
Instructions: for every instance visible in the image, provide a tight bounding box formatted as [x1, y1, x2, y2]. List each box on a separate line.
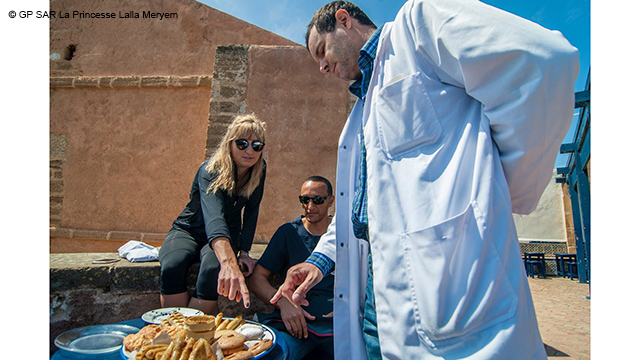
[270, 322, 334, 360]
[363, 254, 382, 360]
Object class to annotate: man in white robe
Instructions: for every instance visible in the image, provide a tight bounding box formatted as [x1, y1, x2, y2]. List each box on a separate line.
[272, 1, 579, 358]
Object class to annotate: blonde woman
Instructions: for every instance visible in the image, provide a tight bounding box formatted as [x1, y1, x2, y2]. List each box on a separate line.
[159, 114, 267, 313]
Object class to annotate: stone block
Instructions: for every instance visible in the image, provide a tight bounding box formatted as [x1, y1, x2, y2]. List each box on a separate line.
[50, 179, 64, 193]
[98, 77, 115, 87]
[50, 159, 65, 169]
[214, 45, 249, 71]
[211, 84, 246, 101]
[73, 77, 100, 87]
[168, 76, 200, 87]
[198, 76, 212, 88]
[51, 168, 63, 179]
[209, 100, 245, 114]
[108, 231, 142, 241]
[50, 227, 73, 239]
[111, 263, 161, 293]
[50, 77, 74, 88]
[50, 266, 111, 291]
[141, 232, 167, 243]
[73, 229, 109, 240]
[213, 69, 247, 83]
[50, 134, 67, 159]
[208, 114, 235, 125]
[110, 76, 141, 88]
[140, 76, 169, 87]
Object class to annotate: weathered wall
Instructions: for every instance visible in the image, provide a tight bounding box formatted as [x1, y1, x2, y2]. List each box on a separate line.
[50, 0, 351, 252]
[513, 171, 567, 242]
[50, 0, 295, 76]
[246, 45, 348, 236]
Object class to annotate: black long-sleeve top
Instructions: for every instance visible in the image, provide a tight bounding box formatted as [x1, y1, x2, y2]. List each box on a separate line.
[171, 160, 266, 253]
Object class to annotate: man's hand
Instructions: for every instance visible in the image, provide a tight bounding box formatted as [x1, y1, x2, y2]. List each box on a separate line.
[277, 297, 316, 339]
[238, 254, 258, 276]
[270, 262, 323, 307]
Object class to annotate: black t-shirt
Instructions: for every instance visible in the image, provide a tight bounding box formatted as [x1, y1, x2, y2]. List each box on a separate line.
[171, 161, 266, 252]
[257, 216, 334, 335]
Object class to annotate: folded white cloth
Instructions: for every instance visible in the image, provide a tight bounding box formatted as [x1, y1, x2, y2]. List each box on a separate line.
[118, 240, 159, 262]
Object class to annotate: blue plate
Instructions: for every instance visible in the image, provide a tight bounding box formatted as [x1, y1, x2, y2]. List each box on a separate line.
[55, 324, 140, 355]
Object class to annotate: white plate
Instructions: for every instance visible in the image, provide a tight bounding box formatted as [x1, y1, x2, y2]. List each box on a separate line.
[121, 318, 276, 359]
[55, 324, 140, 355]
[141, 307, 204, 324]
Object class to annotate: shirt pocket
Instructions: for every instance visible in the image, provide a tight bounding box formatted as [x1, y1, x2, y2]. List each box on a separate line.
[398, 201, 517, 348]
[374, 72, 442, 159]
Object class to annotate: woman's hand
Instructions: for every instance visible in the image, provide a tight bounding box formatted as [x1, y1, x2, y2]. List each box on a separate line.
[211, 237, 251, 308]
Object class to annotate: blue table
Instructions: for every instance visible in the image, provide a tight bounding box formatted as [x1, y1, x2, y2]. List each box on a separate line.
[52, 318, 288, 360]
[554, 253, 577, 280]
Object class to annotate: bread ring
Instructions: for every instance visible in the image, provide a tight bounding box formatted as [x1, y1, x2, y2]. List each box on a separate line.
[215, 330, 247, 350]
[186, 328, 216, 340]
[184, 315, 216, 332]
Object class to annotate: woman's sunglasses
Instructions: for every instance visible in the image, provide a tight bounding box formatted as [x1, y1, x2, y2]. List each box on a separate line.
[299, 195, 332, 205]
[234, 139, 265, 152]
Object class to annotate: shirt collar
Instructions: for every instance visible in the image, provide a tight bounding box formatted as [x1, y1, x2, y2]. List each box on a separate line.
[349, 27, 382, 100]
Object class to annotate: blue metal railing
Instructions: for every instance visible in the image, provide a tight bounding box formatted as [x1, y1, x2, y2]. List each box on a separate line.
[556, 69, 590, 284]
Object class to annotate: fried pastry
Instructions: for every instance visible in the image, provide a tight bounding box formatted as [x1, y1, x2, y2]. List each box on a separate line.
[170, 337, 187, 360]
[188, 338, 210, 360]
[159, 341, 175, 360]
[224, 350, 254, 360]
[247, 339, 272, 357]
[178, 337, 196, 360]
[124, 325, 164, 352]
[167, 312, 187, 328]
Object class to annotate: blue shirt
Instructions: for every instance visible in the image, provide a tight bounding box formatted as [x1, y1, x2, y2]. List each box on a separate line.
[306, 28, 382, 277]
[257, 216, 334, 336]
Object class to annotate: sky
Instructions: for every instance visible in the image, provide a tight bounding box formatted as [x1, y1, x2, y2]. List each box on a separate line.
[197, 0, 590, 167]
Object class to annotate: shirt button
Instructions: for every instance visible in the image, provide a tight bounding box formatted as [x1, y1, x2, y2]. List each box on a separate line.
[340, 243, 344, 247]
[340, 192, 344, 196]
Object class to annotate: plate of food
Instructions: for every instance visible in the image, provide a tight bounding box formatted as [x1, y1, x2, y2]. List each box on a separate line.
[122, 311, 275, 359]
[55, 324, 140, 355]
[141, 307, 204, 325]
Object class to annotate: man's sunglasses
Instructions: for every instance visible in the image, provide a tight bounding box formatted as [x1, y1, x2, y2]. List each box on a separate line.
[299, 195, 332, 205]
[234, 139, 265, 152]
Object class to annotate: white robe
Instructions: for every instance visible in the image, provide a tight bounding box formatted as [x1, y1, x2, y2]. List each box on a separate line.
[314, 0, 579, 358]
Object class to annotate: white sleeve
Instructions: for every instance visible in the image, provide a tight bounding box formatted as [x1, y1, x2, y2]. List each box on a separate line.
[405, 0, 580, 214]
[313, 214, 337, 263]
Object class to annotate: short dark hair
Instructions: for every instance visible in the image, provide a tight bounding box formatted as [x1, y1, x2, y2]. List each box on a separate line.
[303, 175, 334, 197]
[305, 1, 376, 50]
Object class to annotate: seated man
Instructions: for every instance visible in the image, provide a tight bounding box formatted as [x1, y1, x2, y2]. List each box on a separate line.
[249, 176, 335, 360]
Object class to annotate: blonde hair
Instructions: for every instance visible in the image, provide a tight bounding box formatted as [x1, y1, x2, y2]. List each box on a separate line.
[206, 114, 266, 198]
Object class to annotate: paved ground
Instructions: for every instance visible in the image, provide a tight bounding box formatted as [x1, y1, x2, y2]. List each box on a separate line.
[528, 276, 591, 359]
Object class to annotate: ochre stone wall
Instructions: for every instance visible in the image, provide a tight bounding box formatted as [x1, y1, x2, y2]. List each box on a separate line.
[50, 0, 351, 252]
[49, 0, 295, 77]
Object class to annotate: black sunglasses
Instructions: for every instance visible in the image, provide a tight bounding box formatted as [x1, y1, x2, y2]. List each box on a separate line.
[234, 139, 265, 152]
[299, 195, 332, 205]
